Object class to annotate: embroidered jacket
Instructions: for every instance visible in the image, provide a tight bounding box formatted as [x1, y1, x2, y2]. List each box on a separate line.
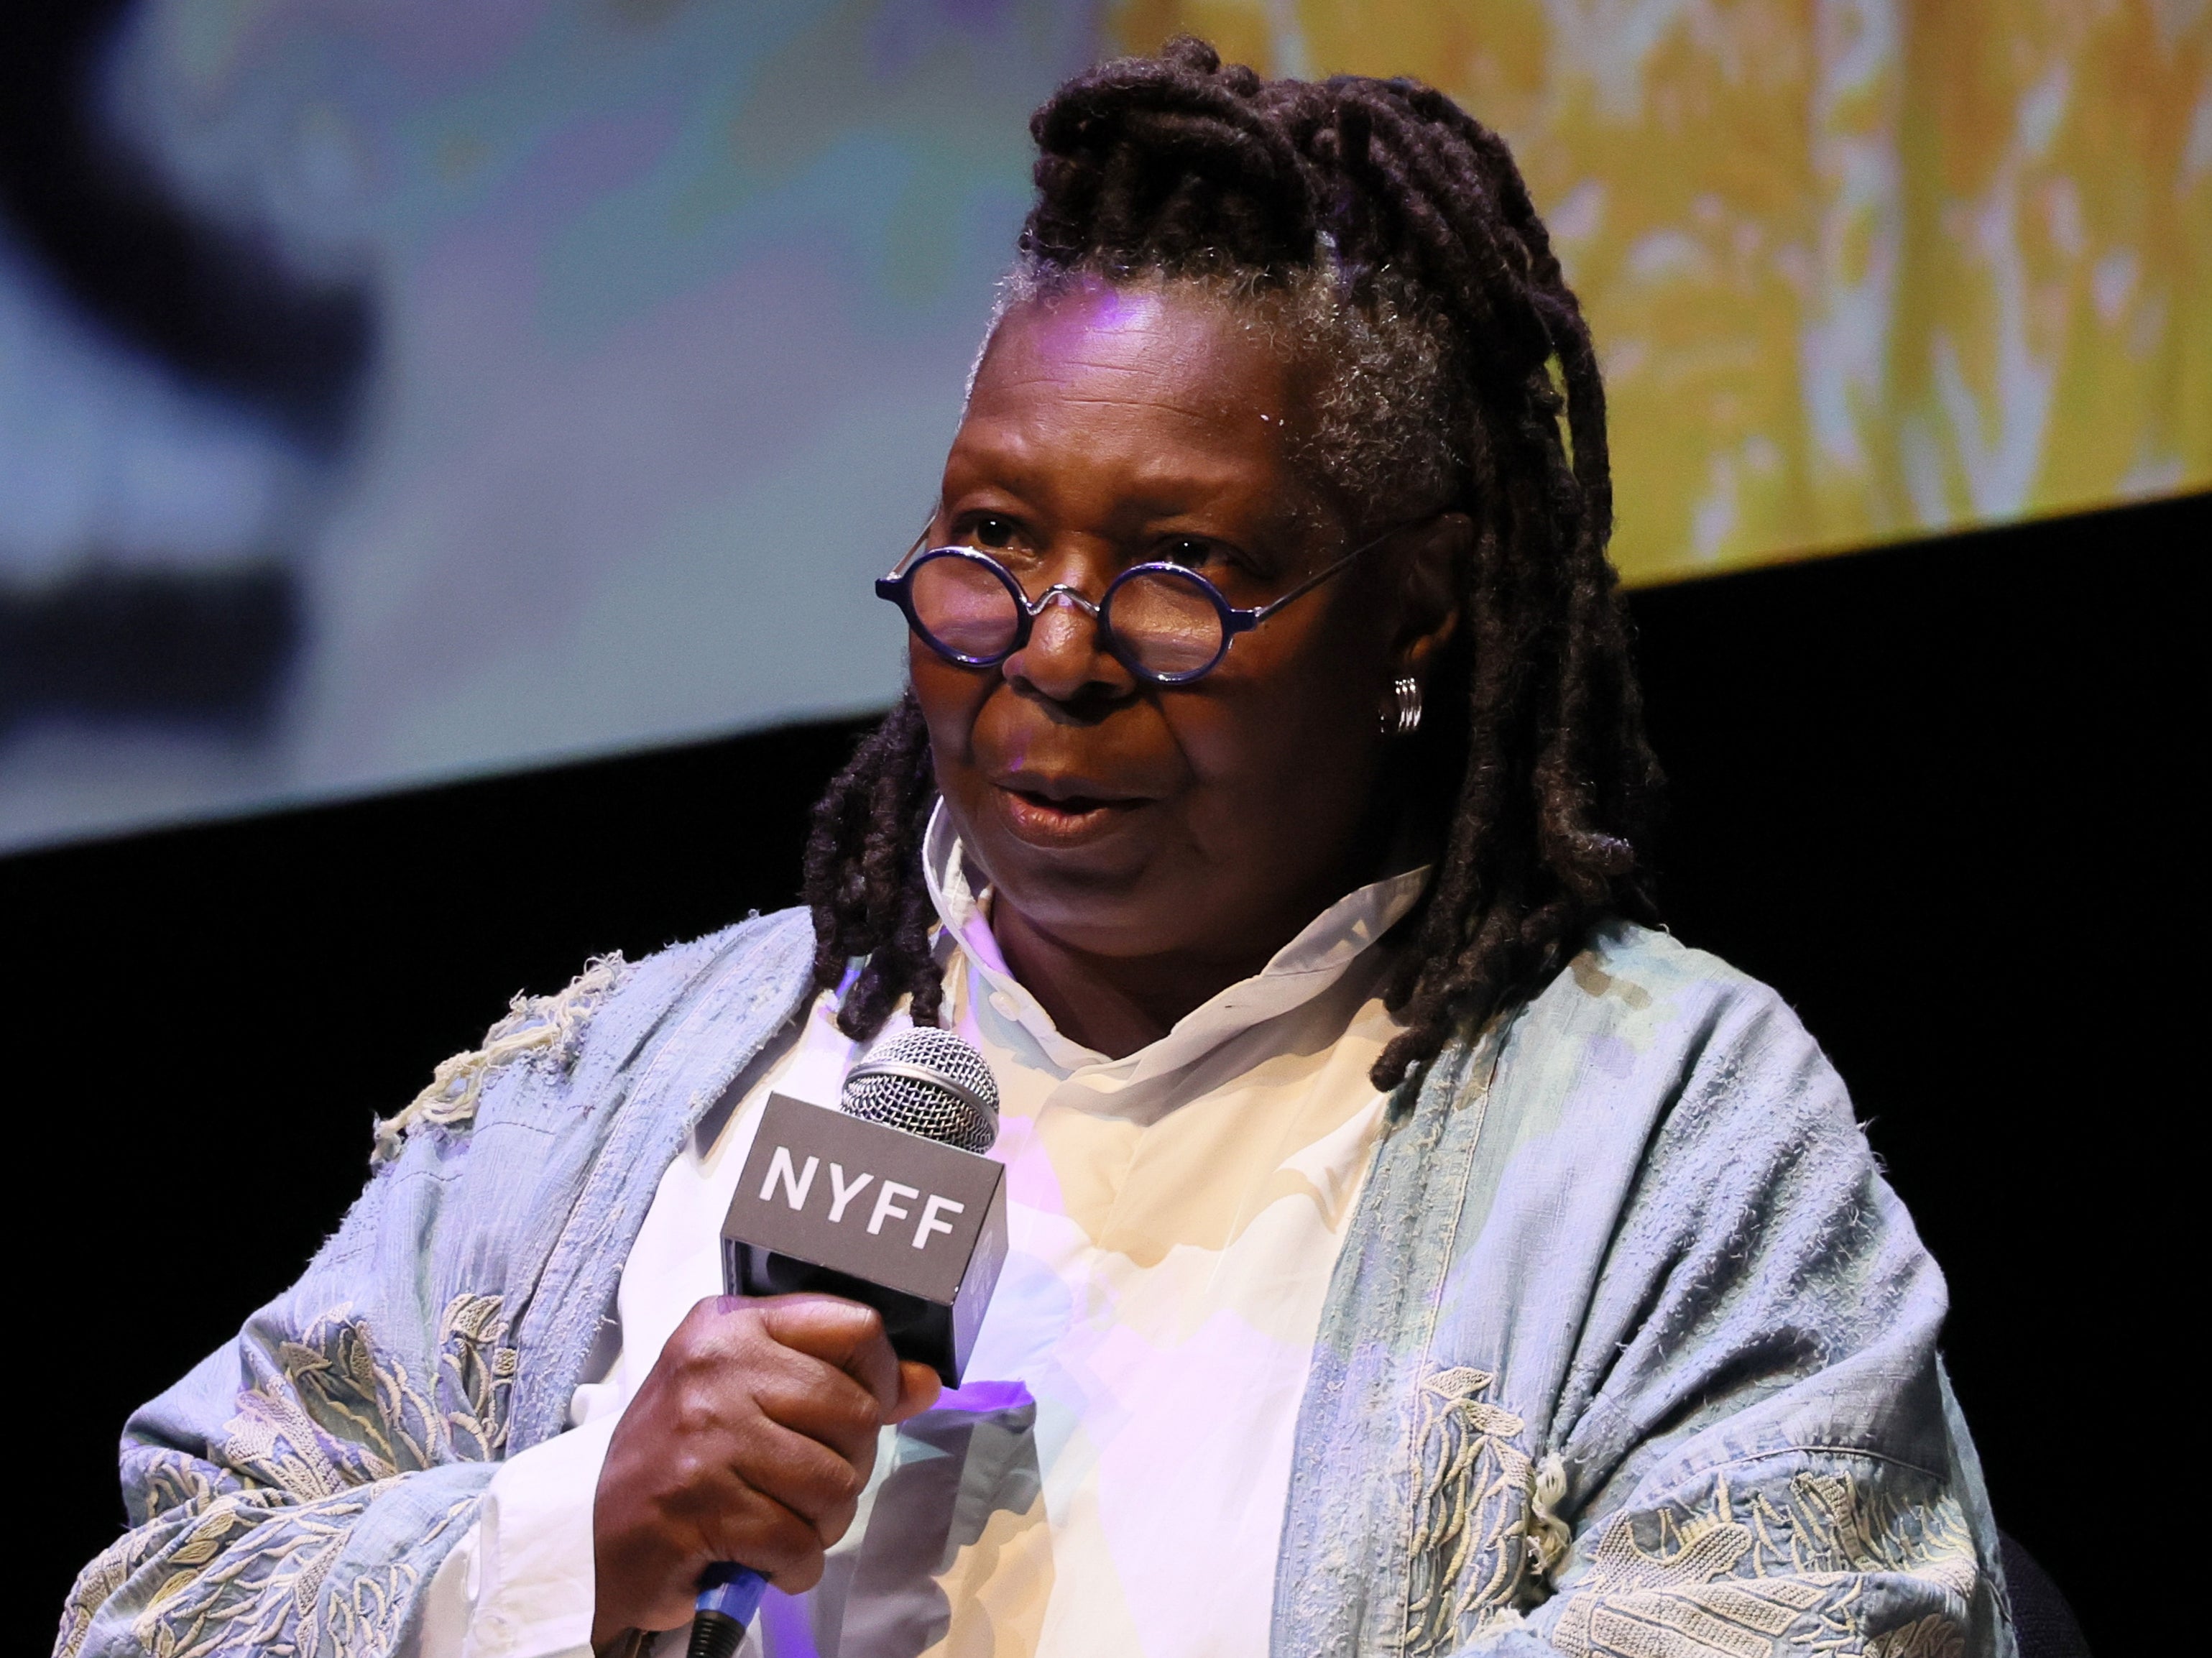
[57, 910, 2015, 1658]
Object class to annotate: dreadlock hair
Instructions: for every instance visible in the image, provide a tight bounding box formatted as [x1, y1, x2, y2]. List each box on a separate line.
[802, 36, 1662, 1090]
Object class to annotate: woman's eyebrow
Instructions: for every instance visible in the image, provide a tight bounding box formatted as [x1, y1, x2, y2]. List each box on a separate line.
[946, 453, 1272, 524]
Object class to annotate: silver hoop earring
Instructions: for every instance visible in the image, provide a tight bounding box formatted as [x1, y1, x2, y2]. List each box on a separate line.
[1381, 673, 1422, 738]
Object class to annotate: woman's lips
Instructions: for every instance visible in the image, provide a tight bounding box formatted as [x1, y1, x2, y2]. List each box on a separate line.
[995, 786, 1146, 848]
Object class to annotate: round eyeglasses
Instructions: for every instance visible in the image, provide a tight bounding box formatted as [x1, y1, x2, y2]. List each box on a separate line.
[875, 528, 1393, 686]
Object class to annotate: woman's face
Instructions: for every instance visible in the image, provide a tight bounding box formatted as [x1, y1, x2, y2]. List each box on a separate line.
[914, 278, 1457, 973]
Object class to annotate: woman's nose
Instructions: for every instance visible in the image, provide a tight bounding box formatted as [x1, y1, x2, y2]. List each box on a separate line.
[1005, 581, 1130, 704]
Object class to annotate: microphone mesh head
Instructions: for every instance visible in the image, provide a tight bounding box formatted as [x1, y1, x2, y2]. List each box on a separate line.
[840, 1026, 1000, 1153]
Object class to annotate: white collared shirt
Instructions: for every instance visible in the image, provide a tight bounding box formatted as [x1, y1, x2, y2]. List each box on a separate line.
[413, 813, 1425, 1658]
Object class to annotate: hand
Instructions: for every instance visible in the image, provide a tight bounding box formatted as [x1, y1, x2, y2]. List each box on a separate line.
[591, 1294, 941, 1643]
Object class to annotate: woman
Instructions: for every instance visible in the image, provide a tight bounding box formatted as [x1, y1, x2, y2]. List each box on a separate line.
[59, 40, 2010, 1658]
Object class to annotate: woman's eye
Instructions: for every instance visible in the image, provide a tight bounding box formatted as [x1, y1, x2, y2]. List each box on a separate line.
[1162, 538, 1218, 568]
[968, 515, 1018, 549]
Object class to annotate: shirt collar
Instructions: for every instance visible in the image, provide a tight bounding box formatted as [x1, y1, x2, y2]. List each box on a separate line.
[921, 799, 1429, 1084]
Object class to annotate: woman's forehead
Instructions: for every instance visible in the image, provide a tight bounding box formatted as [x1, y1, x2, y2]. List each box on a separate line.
[971, 280, 1296, 427]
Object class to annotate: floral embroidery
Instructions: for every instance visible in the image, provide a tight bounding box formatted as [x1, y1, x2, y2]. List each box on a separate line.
[1391, 1374, 1982, 1658]
[211, 1296, 514, 1496]
[1404, 1365, 1545, 1653]
[1549, 1465, 1979, 1658]
[437, 1294, 517, 1463]
[56, 1296, 515, 1658]
[1868, 1615, 1970, 1658]
[372, 953, 628, 1163]
[87, 1483, 476, 1658]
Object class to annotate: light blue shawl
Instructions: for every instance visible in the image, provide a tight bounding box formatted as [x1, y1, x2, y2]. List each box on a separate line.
[57, 910, 2014, 1658]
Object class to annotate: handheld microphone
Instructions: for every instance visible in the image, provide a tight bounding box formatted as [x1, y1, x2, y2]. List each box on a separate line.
[688, 1028, 1007, 1658]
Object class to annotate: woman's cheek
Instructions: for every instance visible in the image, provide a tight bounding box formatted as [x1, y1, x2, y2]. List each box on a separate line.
[910, 651, 992, 768]
[1177, 655, 1322, 788]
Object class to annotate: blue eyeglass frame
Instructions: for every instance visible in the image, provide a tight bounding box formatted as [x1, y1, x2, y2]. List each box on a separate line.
[875, 528, 1395, 686]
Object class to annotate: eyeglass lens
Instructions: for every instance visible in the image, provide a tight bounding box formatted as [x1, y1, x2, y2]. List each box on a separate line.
[909, 556, 1020, 660]
[1103, 567, 1222, 678]
[908, 553, 1227, 678]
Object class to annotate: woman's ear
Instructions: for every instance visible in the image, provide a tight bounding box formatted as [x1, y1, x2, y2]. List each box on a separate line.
[1393, 511, 1468, 672]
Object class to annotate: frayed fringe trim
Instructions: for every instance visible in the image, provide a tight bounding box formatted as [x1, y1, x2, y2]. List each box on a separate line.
[372, 954, 629, 1165]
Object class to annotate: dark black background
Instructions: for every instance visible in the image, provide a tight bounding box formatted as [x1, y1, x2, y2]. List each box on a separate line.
[5, 492, 2195, 1654]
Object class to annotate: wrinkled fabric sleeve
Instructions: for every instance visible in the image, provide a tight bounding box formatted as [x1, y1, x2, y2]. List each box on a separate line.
[1484, 985, 2013, 1657]
[53, 1253, 514, 1658]
[57, 978, 606, 1658]
[52, 917, 802, 1658]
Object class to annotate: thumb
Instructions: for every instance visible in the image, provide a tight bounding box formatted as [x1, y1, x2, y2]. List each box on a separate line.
[887, 1360, 943, 1424]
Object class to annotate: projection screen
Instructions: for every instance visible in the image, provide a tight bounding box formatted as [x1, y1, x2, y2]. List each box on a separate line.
[3, 0, 2203, 851]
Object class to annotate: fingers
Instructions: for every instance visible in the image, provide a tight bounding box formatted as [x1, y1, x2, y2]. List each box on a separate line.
[686, 1473, 834, 1592]
[747, 1353, 886, 1474]
[756, 1295, 903, 1416]
[671, 1297, 877, 1450]
[592, 1294, 920, 1636]
[752, 1299, 941, 1427]
[714, 1407, 868, 1533]
[671, 1471, 823, 1572]
[594, 1419, 833, 1636]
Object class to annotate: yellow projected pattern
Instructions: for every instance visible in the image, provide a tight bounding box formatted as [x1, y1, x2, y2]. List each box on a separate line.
[1110, 1, 2210, 584]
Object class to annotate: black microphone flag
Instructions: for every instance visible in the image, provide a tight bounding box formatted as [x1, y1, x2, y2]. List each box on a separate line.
[720, 1090, 1009, 1386]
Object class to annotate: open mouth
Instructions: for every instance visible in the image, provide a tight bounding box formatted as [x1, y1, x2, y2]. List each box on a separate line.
[1018, 790, 1109, 814]
[998, 786, 1141, 846]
